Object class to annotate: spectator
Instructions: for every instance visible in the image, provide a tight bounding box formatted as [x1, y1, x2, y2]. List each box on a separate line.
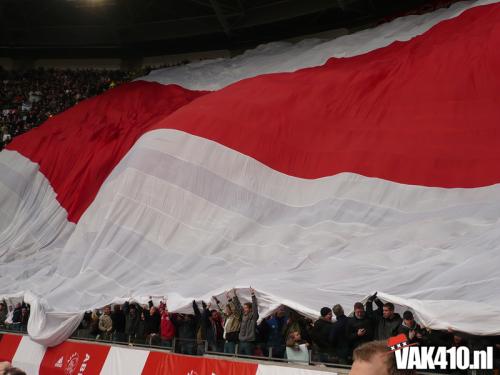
[346, 302, 374, 354]
[159, 301, 176, 348]
[174, 305, 198, 355]
[238, 287, 259, 356]
[123, 302, 141, 344]
[4, 368, 26, 375]
[214, 290, 242, 355]
[329, 304, 349, 364]
[366, 293, 402, 341]
[349, 340, 416, 375]
[98, 305, 113, 341]
[11, 303, 21, 323]
[11, 303, 22, 331]
[284, 310, 313, 347]
[264, 305, 287, 358]
[0, 361, 10, 375]
[143, 299, 161, 345]
[111, 304, 126, 342]
[285, 330, 310, 363]
[0, 301, 7, 327]
[311, 307, 334, 363]
[397, 311, 425, 345]
[90, 310, 100, 338]
[20, 307, 29, 331]
[4, 305, 13, 325]
[204, 301, 224, 352]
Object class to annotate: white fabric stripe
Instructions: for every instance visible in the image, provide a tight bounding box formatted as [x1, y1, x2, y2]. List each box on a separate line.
[0, 150, 74, 298]
[40, 129, 500, 335]
[140, 0, 499, 90]
[0, 150, 77, 345]
[133, 130, 500, 212]
[99, 346, 149, 375]
[12, 336, 46, 375]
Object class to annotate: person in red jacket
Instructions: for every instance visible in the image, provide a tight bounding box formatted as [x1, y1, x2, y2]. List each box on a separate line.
[160, 300, 176, 348]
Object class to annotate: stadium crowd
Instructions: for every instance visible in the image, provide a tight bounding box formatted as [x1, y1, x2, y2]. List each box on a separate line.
[0, 67, 135, 147]
[0, 63, 186, 149]
[2, 291, 499, 374]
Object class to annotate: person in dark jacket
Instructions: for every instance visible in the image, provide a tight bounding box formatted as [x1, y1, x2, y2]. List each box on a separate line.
[346, 302, 374, 355]
[11, 303, 22, 329]
[329, 304, 349, 364]
[396, 311, 426, 346]
[0, 301, 7, 327]
[264, 306, 287, 358]
[111, 304, 126, 342]
[174, 304, 198, 355]
[311, 307, 334, 363]
[143, 299, 161, 345]
[123, 302, 141, 344]
[366, 293, 402, 341]
[19, 307, 29, 332]
[200, 301, 224, 352]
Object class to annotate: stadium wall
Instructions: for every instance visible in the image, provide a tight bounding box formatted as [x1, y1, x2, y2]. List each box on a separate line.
[0, 333, 345, 375]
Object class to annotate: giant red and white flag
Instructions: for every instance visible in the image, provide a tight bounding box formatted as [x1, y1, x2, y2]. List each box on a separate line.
[1, 0, 500, 346]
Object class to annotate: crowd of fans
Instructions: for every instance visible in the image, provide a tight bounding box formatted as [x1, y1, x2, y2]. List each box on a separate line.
[0, 67, 139, 148]
[0, 301, 29, 332]
[0, 62, 189, 149]
[3, 291, 499, 374]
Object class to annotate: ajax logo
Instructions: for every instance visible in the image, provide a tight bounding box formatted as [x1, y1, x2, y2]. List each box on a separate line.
[65, 353, 79, 375]
[60, 352, 91, 375]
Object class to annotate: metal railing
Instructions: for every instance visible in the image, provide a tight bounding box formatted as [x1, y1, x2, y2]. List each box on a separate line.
[0, 325, 454, 374]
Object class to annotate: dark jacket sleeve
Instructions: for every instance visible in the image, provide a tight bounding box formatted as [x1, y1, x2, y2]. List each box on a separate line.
[192, 300, 201, 321]
[366, 299, 382, 321]
[251, 295, 259, 321]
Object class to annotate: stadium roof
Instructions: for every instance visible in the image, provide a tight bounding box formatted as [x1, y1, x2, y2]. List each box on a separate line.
[0, 0, 457, 58]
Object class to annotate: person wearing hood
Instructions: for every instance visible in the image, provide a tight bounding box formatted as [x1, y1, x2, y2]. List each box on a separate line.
[365, 292, 402, 341]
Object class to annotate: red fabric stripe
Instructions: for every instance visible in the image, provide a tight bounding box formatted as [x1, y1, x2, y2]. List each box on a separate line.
[7, 3, 500, 222]
[0, 334, 22, 362]
[141, 351, 258, 375]
[7, 82, 206, 222]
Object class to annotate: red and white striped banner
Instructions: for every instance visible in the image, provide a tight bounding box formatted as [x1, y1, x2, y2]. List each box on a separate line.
[0, 334, 331, 375]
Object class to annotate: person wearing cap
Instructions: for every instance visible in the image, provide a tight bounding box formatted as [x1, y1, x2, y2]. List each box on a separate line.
[311, 307, 334, 363]
[397, 310, 425, 345]
[366, 292, 402, 341]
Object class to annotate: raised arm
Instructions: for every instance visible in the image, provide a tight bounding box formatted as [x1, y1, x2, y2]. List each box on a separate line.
[232, 289, 243, 317]
[250, 287, 259, 321]
[192, 300, 201, 319]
